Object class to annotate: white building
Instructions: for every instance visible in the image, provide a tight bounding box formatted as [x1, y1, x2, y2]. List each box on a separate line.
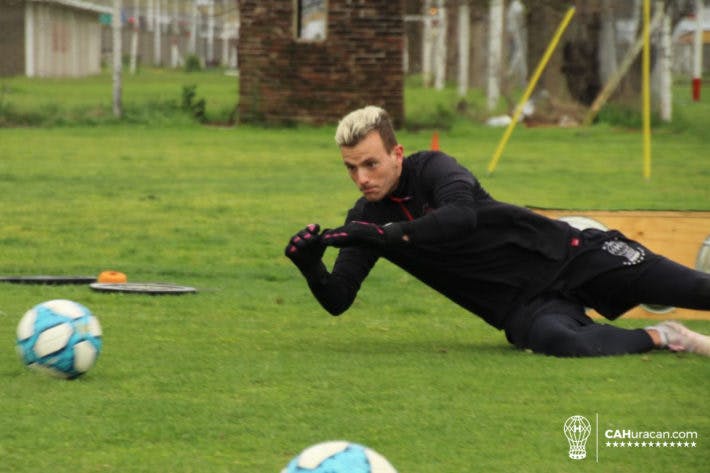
[0, 0, 112, 77]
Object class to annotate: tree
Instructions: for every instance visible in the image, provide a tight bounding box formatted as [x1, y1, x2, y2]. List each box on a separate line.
[112, 0, 122, 118]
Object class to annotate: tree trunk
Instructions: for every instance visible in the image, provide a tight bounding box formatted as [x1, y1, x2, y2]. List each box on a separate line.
[153, 0, 161, 65]
[130, 0, 139, 74]
[487, 0, 503, 111]
[693, 0, 703, 100]
[458, 1, 470, 97]
[434, 0, 447, 90]
[598, 0, 617, 85]
[422, 0, 433, 86]
[657, 1, 672, 121]
[189, 0, 198, 55]
[112, 0, 122, 118]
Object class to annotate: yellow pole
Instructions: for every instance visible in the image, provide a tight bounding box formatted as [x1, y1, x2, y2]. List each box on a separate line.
[642, 0, 652, 180]
[487, 6, 576, 175]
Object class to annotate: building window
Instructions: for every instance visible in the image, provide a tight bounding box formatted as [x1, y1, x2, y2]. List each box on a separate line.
[296, 0, 327, 40]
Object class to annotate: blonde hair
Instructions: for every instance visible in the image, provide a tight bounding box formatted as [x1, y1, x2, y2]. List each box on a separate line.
[334, 106, 397, 151]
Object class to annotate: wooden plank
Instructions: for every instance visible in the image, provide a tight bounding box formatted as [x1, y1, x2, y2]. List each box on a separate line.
[533, 209, 710, 320]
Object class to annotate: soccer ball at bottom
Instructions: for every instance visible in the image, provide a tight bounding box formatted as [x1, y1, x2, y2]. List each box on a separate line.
[282, 441, 397, 473]
[16, 299, 103, 379]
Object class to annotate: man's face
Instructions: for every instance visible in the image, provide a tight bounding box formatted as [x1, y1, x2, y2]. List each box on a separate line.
[340, 131, 404, 202]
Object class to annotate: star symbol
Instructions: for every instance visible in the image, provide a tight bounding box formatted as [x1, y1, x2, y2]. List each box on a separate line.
[634, 442, 640, 447]
[613, 442, 619, 447]
[670, 442, 675, 447]
[684, 442, 690, 447]
[641, 441, 647, 447]
[656, 442, 662, 447]
[606, 442, 611, 447]
[663, 442, 668, 447]
[691, 442, 697, 447]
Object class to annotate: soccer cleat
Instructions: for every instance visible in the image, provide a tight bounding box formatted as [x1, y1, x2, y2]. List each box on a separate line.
[648, 321, 710, 356]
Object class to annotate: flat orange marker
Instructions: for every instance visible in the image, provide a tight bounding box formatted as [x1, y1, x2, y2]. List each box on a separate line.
[98, 270, 127, 283]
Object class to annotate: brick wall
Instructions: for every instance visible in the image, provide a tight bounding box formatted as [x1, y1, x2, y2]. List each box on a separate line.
[238, 0, 404, 126]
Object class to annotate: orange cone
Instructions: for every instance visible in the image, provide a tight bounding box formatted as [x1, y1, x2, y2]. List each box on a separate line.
[98, 270, 127, 283]
[430, 131, 440, 151]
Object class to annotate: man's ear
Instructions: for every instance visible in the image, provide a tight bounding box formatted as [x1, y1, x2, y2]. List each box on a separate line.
[393, 144, 404, 162]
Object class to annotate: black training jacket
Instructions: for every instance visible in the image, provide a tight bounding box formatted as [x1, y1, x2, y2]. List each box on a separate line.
[306, 151, 577, 329]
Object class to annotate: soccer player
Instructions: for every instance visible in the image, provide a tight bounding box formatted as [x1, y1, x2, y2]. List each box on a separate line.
[285, 106, 710, 357]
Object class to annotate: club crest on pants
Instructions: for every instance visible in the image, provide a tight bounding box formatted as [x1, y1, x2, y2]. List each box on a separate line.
[602, 240, 645, 265]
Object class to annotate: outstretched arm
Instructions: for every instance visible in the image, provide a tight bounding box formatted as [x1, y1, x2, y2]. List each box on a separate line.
[285, 224, 377, 315]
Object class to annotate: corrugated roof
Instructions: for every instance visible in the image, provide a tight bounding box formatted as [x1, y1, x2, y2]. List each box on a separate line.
[28, 0, 113, 15]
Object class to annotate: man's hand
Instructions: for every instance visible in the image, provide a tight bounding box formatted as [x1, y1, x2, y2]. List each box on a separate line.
[285, 224, 326, 272]
[321, 221, 404, 248]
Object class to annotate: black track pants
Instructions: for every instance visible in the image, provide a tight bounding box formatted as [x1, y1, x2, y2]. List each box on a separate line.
[511, 298, 654, 357]
[506, 257, 710, 357]
[526, 301, 654, 356]
[575, 256, 710, 317]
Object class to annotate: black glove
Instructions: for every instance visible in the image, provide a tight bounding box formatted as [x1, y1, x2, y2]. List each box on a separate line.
[285, 224, 326, 273]
[321, 221, 404, 248]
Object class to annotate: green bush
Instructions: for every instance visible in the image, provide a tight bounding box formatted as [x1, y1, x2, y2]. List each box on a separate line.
[184, 54, 202, 73]
[181, 84, 207, 123]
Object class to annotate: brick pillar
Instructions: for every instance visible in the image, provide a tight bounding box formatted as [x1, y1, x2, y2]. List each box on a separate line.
[238, 0, 404, 127]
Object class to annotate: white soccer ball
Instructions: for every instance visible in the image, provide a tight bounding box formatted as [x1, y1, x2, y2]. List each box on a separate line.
[282, 441, 398, 473]
[558, 215, 608, 231]
[16, 299, 103, 379]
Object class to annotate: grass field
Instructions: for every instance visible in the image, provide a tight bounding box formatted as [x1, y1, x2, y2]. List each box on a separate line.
[0, 70, 708, 472]
[0, 68, 238, 125]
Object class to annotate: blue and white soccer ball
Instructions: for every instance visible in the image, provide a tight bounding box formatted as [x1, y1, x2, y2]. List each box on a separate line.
[282, 441, 397, 473]
[16, 299, 103, 379]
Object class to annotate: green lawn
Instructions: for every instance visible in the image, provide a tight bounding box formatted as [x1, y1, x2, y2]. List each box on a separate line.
[0, 71, 708, 472]
[0, 68, 238, 125]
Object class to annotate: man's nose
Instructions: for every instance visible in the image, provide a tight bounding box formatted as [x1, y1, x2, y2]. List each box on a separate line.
[355, 170, 369, 186]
